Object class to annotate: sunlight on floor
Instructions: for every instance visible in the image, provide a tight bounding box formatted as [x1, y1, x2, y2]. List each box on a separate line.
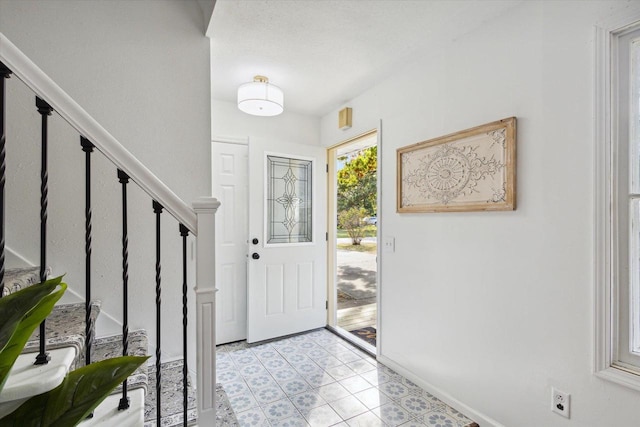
[216, 329, 477, 426]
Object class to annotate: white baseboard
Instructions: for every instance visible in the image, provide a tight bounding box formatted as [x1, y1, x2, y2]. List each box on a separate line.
[94, 309, 124, 338]
[4, 247, 125, 340]
[377, 355, 503, 427]
[5, 245, 190, 373]
[56, 284, 123, 341]
[5, 245, 35, 267]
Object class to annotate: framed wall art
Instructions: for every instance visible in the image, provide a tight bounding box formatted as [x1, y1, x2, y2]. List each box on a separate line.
[397, 117, 516, 213]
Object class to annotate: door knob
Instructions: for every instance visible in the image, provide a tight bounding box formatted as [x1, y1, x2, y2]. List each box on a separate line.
[252, 253, 260, 260]
[252, 238, 259, 245]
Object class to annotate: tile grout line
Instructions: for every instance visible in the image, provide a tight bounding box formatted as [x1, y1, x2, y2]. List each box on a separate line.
[217, 329, 477, 427]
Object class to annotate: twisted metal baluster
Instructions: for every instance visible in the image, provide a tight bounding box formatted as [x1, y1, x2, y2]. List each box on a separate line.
[117, 169, 130, 410]
[81, 137, 94, 366]
[0, 62, 11, 298]
[153, 200, 163, 425]
[180, 224, 189, 426]
[35, 96, 53, 366]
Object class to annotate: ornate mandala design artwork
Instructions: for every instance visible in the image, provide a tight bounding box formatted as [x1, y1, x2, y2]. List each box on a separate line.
[421, 145, 472, 204]
[400, 126, 512, 210]
[266, 156, 312, 244]
[488, 128, 506, 148]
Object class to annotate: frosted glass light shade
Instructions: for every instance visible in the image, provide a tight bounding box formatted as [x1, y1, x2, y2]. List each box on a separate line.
[237, 76, 284, 116]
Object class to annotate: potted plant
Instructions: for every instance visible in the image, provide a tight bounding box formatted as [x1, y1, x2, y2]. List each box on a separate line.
[0, 276, 147, 426]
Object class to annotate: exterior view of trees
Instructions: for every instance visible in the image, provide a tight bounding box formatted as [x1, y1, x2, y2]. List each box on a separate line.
[337, 146, 377, 245]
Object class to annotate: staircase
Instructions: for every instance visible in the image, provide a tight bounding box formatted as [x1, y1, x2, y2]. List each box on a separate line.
[0, 268, 239, 425]
[0, 32, 228, 425]
[0, 280, 241, 426]
[0, 268, 206, 425]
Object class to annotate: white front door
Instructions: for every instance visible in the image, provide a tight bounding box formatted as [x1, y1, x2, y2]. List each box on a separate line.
[247, 139, 327, 343]
[212, 140, 248, 344]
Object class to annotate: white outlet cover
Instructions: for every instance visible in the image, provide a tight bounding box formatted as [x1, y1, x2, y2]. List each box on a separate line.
[551, 387, 570, 418]
[383, 236, 395, 253]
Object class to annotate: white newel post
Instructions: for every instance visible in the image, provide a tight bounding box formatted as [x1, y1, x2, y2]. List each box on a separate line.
[193, 197, 221, 425]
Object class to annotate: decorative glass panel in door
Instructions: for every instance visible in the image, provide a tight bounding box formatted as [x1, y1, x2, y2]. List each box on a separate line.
[266, 155, 313, 244]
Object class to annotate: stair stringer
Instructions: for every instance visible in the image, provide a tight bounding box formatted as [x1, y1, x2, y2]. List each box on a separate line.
[0, 347, 77, 418]
[5, 245, 33, 268]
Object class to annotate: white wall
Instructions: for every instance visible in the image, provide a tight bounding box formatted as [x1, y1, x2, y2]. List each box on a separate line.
[1, 0, 211, 363]
[212, 99, 320, 147]
[210, 99, 322, 344]
[321, 1, 640, 426]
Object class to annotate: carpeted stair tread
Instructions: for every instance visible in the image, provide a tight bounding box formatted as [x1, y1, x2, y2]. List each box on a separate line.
[142, 367, 238, 426]
[143, 359, 197, 426]
[92, 329, 149, 392]
[215, 384, 239, 427]
[2, 266, 51, 297]
[23, 300, 101, 369]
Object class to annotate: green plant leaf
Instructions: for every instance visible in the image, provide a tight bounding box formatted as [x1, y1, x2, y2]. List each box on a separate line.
[1, 355, 149, 426]
[0, 276, 66, 391]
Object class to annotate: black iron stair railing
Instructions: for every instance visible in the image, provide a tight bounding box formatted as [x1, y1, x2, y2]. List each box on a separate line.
[153, 200, 163, 426]
[117, 168, 131, 411]
[0, 61, 11, 298]
[0, 41, 214, 422]
[81, 136, 94, 367]
[35, 96, 53, 366]
[180, 223, 189, 426]
[81, 136, 95, 420]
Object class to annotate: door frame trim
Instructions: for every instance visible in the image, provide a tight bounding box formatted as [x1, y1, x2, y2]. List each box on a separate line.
[326, 127, 381, 356]
[212, 135, 249, 146]
[211, 137, 250, 344]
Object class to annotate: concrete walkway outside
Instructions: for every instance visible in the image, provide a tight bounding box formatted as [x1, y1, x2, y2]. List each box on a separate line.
[336, 238, 377, 331]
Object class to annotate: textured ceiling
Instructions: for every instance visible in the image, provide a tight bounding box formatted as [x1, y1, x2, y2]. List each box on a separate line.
[209, 0, 522, 117]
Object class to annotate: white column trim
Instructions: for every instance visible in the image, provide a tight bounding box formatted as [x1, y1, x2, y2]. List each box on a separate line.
[593, 17, 614, 377]
[375, 119, 383, 359]
[193, 197, 220, 424]
[212, 135, 249, 146]
[593, 7, 640, 389]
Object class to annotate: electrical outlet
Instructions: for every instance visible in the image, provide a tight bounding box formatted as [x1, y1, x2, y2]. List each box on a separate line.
[551, 387, 570, 418]
[383, 236, 395, 253]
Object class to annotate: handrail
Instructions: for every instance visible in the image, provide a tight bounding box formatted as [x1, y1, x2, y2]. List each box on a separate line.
[0, 33, 197, 233]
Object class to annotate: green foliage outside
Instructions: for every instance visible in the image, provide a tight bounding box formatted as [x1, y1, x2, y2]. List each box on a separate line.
[0, 277, 148, 426]
[336, 226, 377, 239]
[337, 145, 377, 246]
[337, 146, 377, 217]
[336, 242, 376, 253]
[338, 207, 367, 245]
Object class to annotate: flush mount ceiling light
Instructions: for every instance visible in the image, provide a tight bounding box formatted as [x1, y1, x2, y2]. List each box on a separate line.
[237, 75, 284, 116]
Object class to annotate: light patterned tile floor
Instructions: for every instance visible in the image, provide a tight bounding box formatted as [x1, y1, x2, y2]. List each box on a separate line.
[217, 329, 477, 427]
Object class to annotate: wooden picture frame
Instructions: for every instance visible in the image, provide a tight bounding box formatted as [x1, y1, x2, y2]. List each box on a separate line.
[397, 117, 516, 213]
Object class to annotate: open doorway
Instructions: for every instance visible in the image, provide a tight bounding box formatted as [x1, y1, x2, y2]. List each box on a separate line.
[327, 130, 378, 353]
